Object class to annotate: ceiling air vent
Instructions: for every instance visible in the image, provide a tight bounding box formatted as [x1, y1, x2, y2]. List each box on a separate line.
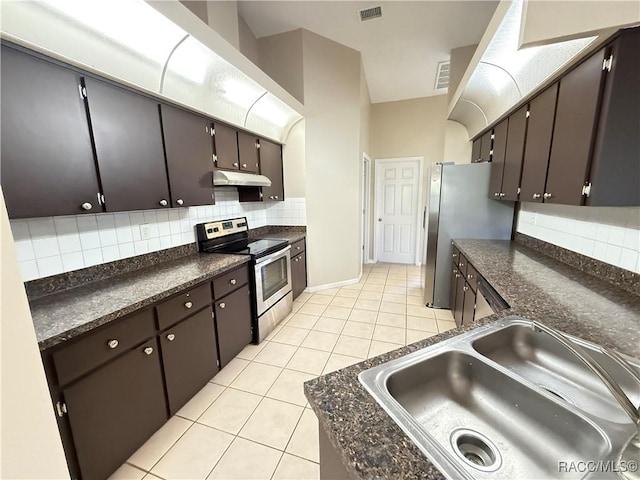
[435, 61, 450, 90]
[359, 6, 382, 21]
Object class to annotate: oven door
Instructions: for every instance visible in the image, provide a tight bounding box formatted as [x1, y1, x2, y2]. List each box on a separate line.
[254, 246, 292, 317]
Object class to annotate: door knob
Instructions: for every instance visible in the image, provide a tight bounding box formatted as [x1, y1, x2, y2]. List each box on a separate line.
[378, 218, 382, 222]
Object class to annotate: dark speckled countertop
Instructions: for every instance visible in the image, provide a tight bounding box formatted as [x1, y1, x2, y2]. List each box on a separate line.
[31, 253, 249, 350]
[304, 239, 640, 480]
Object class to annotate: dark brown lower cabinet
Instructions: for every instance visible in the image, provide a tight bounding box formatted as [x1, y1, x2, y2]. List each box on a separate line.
[292, 251, 307, 300]
[160, 308, 219, 415]
[214, 284, 252, 367]
[63, 338, 167, 480]
[462, 283, 476, 325]
[453, 272, 466, 326]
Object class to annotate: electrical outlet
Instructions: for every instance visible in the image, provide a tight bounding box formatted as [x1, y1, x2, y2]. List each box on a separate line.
[140, 224, 152, 240]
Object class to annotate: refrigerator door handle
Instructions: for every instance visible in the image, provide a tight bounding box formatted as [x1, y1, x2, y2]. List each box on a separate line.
[422, 206, 426, 229]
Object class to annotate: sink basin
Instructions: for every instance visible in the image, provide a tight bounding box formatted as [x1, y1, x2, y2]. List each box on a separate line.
[359, 317, 639, 480]
[472, 324, 640, 424]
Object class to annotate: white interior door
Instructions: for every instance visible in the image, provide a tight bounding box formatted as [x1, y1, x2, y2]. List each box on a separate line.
[376, 158, 421, 264]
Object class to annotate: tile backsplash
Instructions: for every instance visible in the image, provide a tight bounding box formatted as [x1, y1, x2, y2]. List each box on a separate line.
[517, 203, 640, 274]
[10, 190, 307, 281]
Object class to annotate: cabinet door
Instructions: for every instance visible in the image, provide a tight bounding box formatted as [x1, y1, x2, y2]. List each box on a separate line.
[238, 131, 260, 173]
[462, 283, 476, 325]
[489, 119, 508, 199]
[213, 122, 239, 170]
[453, 271, 465, 327]
[0, 46, 101, 218]
[214, 284, 252, 367]
[479, 130, 493, 163]
[63, 338, 167, 480]
[589, 28, 640, 206]
[519, 84, 558, 203]
[160, 308, 219, 415]
[449, 267, 459, 312]
[292, 251, 307, 300]
[161, 104, 215, 207]
[260, 139, 285, 200]
[84, 78, 170, 212]
[471, 138, 482, 163]
[502, 105, 528, 201]
[544, 50, 607, 205]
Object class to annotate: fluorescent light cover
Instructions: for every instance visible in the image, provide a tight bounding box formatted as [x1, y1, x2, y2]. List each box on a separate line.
[40, 0, 186, 64]
[249, 94, 297, 128]
[220, 78, 266, 110]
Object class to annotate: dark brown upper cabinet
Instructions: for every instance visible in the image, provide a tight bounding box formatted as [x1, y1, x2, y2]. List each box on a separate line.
[471, 137, 482, 163]
[84, 77, 170, 212]
[238, 131, 260, 173]
[212, 122, 239, 170]
[501, 105, 528, 201]
[259, 139, 285, 201]
[488, 119, 508, 199]
[160, 104, 215, 208]
[0, 46, 102, 219]
[479, 130, 493, 163]
[587, 27, 640, 206]
[544, 49, 607, 206]
[519, 84, 558, 203]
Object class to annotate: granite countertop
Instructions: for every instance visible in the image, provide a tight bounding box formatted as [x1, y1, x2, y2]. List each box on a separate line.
[30, 253, 250, 351]
[304, 239, 640, 480]
[249, 227, 306, 244]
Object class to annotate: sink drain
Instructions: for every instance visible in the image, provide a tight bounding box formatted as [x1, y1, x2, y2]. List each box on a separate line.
[451, 429, 502, 472]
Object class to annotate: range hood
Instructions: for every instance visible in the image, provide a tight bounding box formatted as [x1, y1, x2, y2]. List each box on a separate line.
[213, 170, 272, 188]
[448, 0, 609, 138]
[0, 0, 304, 143]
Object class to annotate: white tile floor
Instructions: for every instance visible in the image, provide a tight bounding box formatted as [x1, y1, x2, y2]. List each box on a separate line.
[109, 263, 455, 480]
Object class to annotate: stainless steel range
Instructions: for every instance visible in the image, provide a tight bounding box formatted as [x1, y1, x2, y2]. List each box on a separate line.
[196, 217, 293, 343]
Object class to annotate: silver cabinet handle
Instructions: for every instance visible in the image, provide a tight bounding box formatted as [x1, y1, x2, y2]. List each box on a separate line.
[533, 193, 541, 199]
[494, 192, 500, 197]
[453, 269, 458, 274]
[159, 199, 168, 206]
[176, 199, 184, 206]
[463, 285, 469, 292]
[230, 279, 237, 285]
[219, 302, 226, 309]
[294, 258, 299, 262]
[242, 163, 247, 168]
[269, 196, 274, 200]
[467, 274, 473, 279]
[452, 253, 458, 258]
[274, 196, 279, 199]
[296, 246, 301, 250]
[454, 272, 461, 278]
[459, 262, 465, 268]
[184, 301, 193, 309]
[233, 162, 239, 167]
[107, 339, 119, 349]
[144, 347, 153, 355]
[499, 193, 506, 197]
[167, 333, 176, 342]
[81, 202, 93, 211]
[543, 193, 552, 199]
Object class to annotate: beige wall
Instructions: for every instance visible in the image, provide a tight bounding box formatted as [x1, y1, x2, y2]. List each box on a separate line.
[238, 14, 259, 65]
[257, 29, 305, 105]
[448, 44, 477, 106]
[370, 95, 448, 263]
[282, 119, 306, 198]
[0, 188, 69, 479]
[205, 1, 240, 49]
[443, 120, 472, 164]
[520, 0, 640, 47]
[302, 30, 364, 287]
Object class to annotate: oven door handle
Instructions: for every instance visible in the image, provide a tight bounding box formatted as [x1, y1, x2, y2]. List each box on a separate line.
[254, 245, 291, 265]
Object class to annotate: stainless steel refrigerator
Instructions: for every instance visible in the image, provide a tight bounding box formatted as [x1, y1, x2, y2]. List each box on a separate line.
[423, 163, 514, 308]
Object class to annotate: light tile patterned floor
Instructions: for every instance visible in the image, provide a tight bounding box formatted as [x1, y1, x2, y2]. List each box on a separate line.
[109, 263, 455, 480]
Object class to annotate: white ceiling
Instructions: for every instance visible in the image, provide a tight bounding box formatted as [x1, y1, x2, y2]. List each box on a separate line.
[237, 1, 499, 104]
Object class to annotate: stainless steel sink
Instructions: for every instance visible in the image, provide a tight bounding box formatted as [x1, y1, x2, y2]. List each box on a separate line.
[359, 317, 640, 480]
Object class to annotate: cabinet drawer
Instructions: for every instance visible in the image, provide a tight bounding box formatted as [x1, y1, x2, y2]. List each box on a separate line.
[465, 263, 479, 292]
[291, 238, 305, 255]
[156, 282, 212, 330]
[457, 253, 468, 277]
[53, 309, 155, 386]
[213, 264, 249, 300]
[451, 245, 461, 266]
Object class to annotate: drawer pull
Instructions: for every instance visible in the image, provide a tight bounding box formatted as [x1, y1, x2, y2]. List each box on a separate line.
[184, 301, 193, 309]
[230, 279, 237, 285]
[107, 339, 119, 349]
[167, 333, 176, 342]
[143, 347, 154, 355]
[219, 302, 226, 309]
[467, 274, 473, 279]
[463, 285, 469, 292]
[296, 246, 301, 250]
[452, 253, 458, 258]
[459, 262, 465, 268]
